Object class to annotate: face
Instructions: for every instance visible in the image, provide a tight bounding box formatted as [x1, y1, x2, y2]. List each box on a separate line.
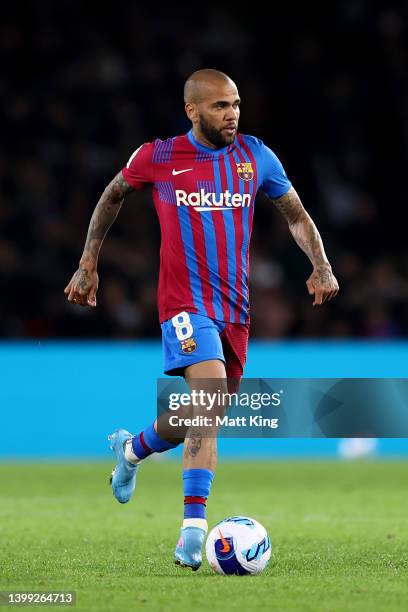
[186, 82, 241, 148]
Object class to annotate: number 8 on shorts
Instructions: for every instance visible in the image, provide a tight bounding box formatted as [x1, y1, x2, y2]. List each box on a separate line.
[171, 311, 193, 341]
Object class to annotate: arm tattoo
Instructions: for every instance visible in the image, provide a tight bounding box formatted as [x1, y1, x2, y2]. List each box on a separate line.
[187, 431, 202, 457]
[81, 172, 134, 264]
[272, 187, 330, 269]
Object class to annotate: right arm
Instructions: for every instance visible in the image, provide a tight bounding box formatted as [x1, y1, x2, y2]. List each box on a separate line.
[64, 172, 134, 306]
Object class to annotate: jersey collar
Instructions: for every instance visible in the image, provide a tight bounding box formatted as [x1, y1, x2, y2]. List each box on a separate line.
[187, 129, 236, 155]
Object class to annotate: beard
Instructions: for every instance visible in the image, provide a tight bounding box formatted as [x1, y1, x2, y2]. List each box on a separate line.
[198, 114, 236, 148]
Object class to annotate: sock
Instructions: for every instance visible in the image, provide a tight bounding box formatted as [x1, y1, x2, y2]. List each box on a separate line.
[124, 439, 140, 465]
[183, 517, 208, 530]
[182, 468, 214, 531]
[129, 422, 179, 462]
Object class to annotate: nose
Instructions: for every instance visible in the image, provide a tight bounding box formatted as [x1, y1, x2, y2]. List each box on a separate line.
[225, 106, 238, 122]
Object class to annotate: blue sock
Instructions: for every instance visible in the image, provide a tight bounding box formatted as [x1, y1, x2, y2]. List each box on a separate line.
[183, 468, 214, 520]
[132, 422, 179, 460]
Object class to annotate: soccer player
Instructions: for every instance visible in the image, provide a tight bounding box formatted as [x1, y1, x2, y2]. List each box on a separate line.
[64, 69, 339, 570]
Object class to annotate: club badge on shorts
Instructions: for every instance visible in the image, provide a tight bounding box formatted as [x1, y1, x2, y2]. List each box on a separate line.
[181, 338, 197, 353]
[236, 162, 254, 181]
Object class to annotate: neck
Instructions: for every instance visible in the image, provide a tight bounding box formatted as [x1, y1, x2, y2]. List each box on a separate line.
[191, 126, 218, 150]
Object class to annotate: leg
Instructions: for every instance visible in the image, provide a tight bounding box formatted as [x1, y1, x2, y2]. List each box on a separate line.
[108, 312, 225, 505]
[173, 321, 249, 570]
[175, 358, 228, 570]
[183, 358, 227, 471]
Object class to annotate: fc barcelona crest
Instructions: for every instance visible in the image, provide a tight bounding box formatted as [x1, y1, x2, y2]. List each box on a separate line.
[236, 162, 254, 182]
[181, 338, 197, 353]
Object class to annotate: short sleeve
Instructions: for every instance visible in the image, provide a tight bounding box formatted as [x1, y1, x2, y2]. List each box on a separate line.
[259, 142, 292, 199]
[121, 142, 154, 190]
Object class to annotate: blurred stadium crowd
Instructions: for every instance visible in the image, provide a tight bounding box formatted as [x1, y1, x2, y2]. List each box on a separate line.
[1, 2, 407, 339]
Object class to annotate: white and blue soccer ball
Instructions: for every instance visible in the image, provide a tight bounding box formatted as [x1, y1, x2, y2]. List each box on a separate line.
[205, 516, 272, 575]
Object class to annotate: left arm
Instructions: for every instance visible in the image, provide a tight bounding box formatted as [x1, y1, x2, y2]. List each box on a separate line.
[271, 186, 339, 305]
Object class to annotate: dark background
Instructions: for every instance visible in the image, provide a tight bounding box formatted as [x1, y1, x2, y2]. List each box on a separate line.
[1, 1, 407, 339]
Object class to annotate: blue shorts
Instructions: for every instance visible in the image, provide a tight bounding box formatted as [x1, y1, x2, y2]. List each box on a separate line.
[161, 311, 249, 378]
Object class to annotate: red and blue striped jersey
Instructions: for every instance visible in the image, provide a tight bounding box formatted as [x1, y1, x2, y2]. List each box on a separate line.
[122, 129, 291, 324]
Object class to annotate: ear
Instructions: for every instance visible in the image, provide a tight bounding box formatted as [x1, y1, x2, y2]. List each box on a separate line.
[185, 102, 198, 124]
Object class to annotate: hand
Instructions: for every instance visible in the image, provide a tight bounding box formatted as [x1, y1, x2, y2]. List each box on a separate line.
[306, 265, 339, 306]
[64, 265, 99, 307]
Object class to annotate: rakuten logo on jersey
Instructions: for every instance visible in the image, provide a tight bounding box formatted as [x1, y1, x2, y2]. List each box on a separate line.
[175, 189, 251, 211]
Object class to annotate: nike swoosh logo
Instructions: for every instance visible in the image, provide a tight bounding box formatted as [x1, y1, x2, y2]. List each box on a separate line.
[172, 168, 193, 175]
[218, 529, 231, 553]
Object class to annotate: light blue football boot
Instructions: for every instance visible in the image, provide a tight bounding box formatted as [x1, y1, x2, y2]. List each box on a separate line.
[108, 429, 139, 504]
[174, 527, 206, 571]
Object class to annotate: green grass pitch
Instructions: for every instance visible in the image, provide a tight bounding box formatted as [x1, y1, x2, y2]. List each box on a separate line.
[0, 460, 407, 611]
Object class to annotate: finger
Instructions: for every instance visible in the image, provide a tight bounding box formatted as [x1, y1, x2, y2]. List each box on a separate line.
[77, 285, 87, 296]
[306, 279, 315, 295]
[70, 289, 83, 304]
[77, 292, 88, 306]
[67, 285, 76, 302]
[322, 290, 331, 303]
[64, 283, 71, 294]
[313, 287, 324, 306]
[327, 286, 338, 301]
[87, 286, 97, 307]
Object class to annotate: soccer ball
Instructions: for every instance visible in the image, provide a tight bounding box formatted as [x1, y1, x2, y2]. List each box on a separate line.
[205, 516, 272, 575]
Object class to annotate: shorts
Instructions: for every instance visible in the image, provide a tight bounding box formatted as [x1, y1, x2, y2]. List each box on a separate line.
[161, 311, 249, 378]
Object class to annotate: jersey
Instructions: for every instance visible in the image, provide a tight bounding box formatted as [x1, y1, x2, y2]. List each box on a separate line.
[121, 129, 292, 324]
